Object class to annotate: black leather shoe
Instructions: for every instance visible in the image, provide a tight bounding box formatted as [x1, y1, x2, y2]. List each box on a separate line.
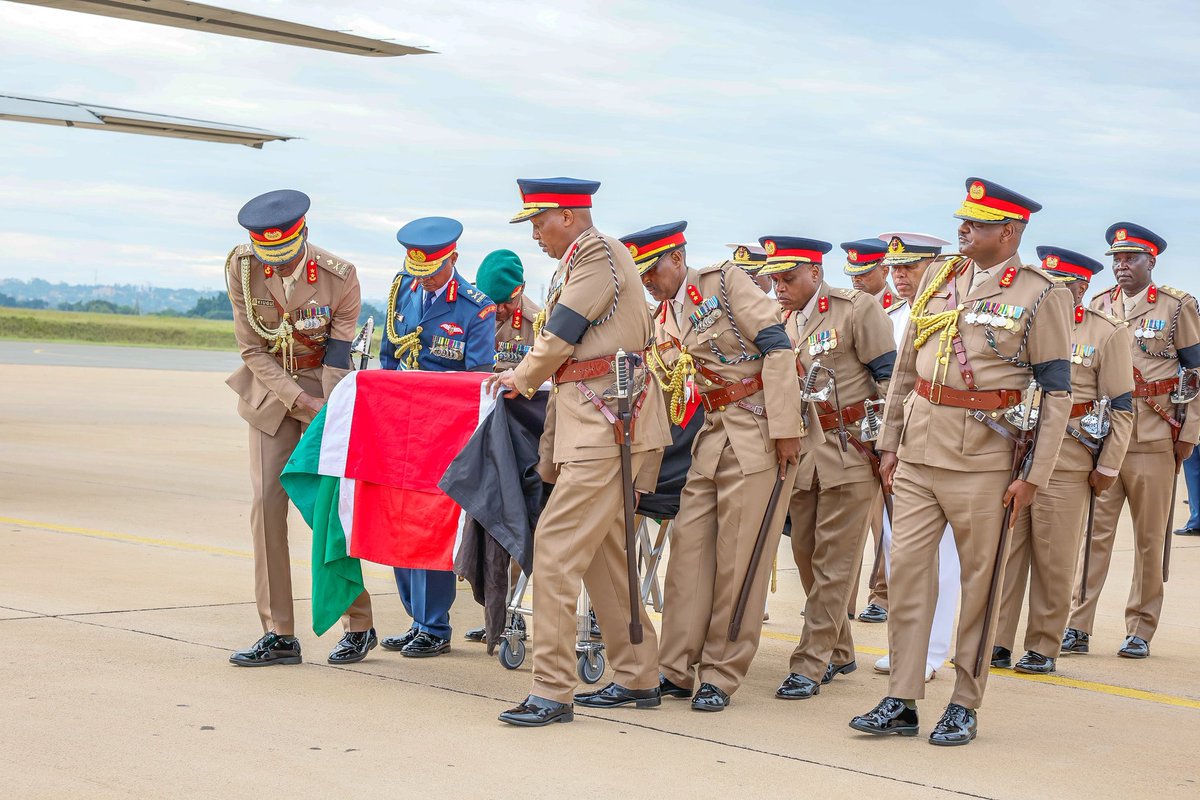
[990, 646, 1012, 669]
[1118, 635, 1150, 659]
[848, 697, 919, 736]
[858, 604, 888, 623]
[1173, 525, 1200, 536]
[659, 674, 693, 699]
[464, 627, 486, 643]
[229, 632, 302, 667]
[327, 628, 377, 664]
[588, 609, 601, 639]
[1061, 628, 1089, 654]
[691, 682, 730, 712]
[498, 695, 573, 727]
[822, 660, 858, 684]
[401, 631, 451, 658]
[574, 682, 661, 708]
[775, 672, 820, 700]
[381, 628, 419, 651]
[1013, 651, 1055, 674]
[929, 703, 977, 746]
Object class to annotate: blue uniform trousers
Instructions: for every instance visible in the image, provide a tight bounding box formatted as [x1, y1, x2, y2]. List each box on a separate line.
[394, 567, 455, 639]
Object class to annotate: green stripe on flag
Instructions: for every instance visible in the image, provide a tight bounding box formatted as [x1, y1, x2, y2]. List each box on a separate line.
[281, 405, 366, 636]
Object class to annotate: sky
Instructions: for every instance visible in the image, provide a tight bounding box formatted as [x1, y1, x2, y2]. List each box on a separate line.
[1, 0, 1198, 303]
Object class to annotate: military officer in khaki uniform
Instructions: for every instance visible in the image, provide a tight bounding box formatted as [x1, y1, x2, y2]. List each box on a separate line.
[623, 222, 806, 712]
[850, 178, 1073, 746]
[841, 237, 899, 624]
[475, 248, 542, 373]
[1064, 223, 1200, 659]
[490, 178, 671, 727]
[993, 247, 1133, 674]
[224, 189, 375, 667]
[761, 237, 896, 701]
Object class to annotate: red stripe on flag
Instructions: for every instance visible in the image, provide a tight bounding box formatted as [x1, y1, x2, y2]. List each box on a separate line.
[350, 481, 459, 570]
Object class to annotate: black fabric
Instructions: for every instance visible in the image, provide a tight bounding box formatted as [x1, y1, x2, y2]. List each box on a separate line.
[866, 351, 896, 383]
[440, 392, 700, 641]
[1110, 391, 1133, 412]
[753, 323, 792, 355]
[1032, 358, 1072, 392]
[323, 338, 352, 368]
[545, 304, 590, 344]
[1177, 342, 1200, 369]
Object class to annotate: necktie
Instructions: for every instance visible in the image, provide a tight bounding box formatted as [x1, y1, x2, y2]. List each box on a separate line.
[423, 291, 435, 315]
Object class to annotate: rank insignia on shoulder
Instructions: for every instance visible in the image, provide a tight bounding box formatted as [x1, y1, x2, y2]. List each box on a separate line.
[807, 328, 838, 356]
[1160, 285, 1186, 300]
[465, 287, 486, 304]
[1071, 343, 1096, 367]
[440, 322, 464, 336]
[430, 335, 466, 360]
[834, 287, 859, 300]
[688, 295, 722, 332]
[478, 304, 497, 319]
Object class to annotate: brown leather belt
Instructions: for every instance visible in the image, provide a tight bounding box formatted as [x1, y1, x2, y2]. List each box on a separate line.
[1069, 402, 1091, 418]
[700, 374, 764, 413]
[278, 352, 324, 371]
[554, 350, 644, 384]
[1133, 378, 1177, 398]
[915, 378, 1022, 410]
[817, 403, 868, 432]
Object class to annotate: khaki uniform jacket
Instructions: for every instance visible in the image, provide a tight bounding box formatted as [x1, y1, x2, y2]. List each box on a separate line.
[492, 293, 542, 373]
[788, 281, 897, 490]
[513, 228, 671, 486]
[1091, 283, 1200, 451]
[879, 254, 1074, 487]
[653, 261, 807, 478]
[1056, 308, 1135, 474]
[225, 242, 360, 436]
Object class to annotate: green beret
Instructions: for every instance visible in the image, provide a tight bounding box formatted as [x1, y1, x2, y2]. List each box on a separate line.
[476, 249, 525, 303]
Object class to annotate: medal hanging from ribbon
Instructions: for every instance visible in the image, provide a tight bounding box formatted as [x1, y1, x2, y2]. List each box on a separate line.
[964, 300, 1025, 329]
[807, 329, 839, 356]
[1071, 343, 1095, 366]
[1135, 318, 1166, 340]
[688, 296, 722, 332]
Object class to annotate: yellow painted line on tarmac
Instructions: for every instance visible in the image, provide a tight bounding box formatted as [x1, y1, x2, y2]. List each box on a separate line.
[759, 628, 1200, 710]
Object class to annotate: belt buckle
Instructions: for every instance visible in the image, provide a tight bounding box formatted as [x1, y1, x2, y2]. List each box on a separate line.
[928, 382, 943, 405]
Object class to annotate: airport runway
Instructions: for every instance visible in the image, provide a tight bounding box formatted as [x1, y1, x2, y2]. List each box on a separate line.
[1, 359, 1197, 799]
[0, 339, 242, 372]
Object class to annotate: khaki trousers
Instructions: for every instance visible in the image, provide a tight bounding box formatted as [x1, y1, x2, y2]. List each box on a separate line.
[888, 462, 1011, 709]
[659, 447, 795, 695]
[249, 416, 372, 636]
[1068, 449, 1174, 641]
[995, 469, 1090, 658]
[530, 453, 659, 703]
[788, 477, 877, 682]
[847, 493, 888, 615]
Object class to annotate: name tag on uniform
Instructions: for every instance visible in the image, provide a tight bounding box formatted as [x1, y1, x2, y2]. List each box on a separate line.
[1071, 343, 1095, 366]
[430, 335, 465, 360]
[964, 301, 1025, 329]
[1135, 319, 1165, 339]
[495, 341, 532, 364]
[808, 329, 838, 356]
[688, 296, 722, 332]
[253, 298, 274, 307]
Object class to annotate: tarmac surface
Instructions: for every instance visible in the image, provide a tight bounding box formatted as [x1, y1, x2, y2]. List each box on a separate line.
[2, 349, 1198, 799]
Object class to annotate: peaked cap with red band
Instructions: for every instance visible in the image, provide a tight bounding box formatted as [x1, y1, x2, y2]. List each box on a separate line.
[1105, 221, 1166, 257]
[756, 235, 833, 277]
[237, 189, 311, 266]
[840, 237, 889, 277]
[620, 220, 687, 275]
[510, 177, 601, 223]
[397, 216, 464, 278]
[1035, 245, 1104, 282]
[954, 177, 1042, 224]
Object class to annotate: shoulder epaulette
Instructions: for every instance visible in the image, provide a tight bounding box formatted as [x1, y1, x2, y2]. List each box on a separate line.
[831, 287, 860, 301]
[1086, 307, 1124, 328]
[1022, 263, 1056, 284]
[233, 243, 252, 257]
[698, 261, 726, 275]
[1159, 285, 1189, 301]
[454, 279, 489, 306]
[887, 298, 910, 314]
[308, 246, 352, 278]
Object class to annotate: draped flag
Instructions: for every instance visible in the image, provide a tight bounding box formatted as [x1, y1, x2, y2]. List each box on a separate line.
[281, 370, 494, 634]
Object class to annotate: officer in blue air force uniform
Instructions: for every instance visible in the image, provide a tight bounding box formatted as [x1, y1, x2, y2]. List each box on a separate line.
[379, 216, 497, 657]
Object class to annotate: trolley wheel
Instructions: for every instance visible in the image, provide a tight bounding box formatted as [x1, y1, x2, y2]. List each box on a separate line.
[577, 651, 605, 684]
[498, 638, 526, 670]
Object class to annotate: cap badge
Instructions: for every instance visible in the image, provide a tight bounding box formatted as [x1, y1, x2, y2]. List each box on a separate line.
[764, 240, 777, 256]
[409, 249, 427, 263]
[263, 229, 283, 242]
[627, 243, 639, 258]
[1115, 229, 1128, 241]
[888, 237, 904, 254]
[734, 246, 749, 260]
[969, 181, 986, 200]
[848, 249, 859, 262]
[1045, 255, 1060, 269]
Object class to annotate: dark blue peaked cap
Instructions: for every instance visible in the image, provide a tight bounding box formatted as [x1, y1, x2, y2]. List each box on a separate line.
[1036, 246, 1104, 280]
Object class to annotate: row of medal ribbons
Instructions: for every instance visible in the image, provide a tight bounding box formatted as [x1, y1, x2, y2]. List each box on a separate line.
[964, 300, 1026, 329]
[1134, 319, 1166, 339]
